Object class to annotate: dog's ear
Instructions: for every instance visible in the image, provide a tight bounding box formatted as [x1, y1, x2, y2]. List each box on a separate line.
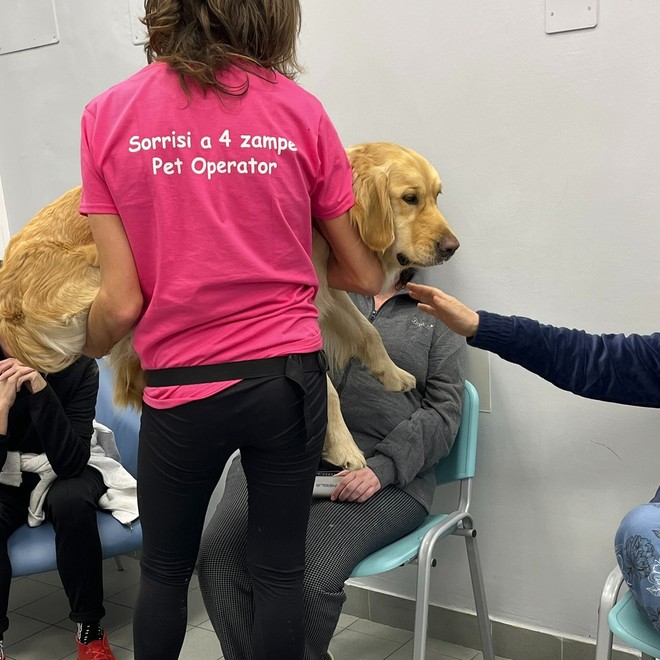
[349, 161, 395, 253]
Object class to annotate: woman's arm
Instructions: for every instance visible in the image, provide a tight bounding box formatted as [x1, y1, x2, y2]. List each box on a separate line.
[28, 359, 99, 476]
[407, 282, 660, 407]
[84, 214, 143, 358]
[315, 213, 384, 295]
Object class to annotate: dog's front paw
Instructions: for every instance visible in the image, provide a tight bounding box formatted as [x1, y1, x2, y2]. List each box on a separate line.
[323, 426, 367, 470]
[324, 442, 367, 470]
[381, 365, 416, 392]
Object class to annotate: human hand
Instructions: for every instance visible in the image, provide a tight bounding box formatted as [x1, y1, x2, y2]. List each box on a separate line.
[0, 358, 47, 395]
[406, 283, 480, 338]
[331, 467, 382, 503]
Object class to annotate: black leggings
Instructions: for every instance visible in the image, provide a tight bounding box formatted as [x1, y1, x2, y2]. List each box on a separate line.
[0, 466, 107, 634]
[132, 370, 327, 660]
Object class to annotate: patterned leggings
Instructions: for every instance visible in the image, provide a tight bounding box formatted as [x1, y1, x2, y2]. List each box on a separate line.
[198, 457, 427, 660]
[615, 503, 660, 631]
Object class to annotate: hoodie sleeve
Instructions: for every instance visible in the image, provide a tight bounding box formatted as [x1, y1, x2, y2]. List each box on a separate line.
[470, 311, 660, 407]
[28, 360, 99, 477]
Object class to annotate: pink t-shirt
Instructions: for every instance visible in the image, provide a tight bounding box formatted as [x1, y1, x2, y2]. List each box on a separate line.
[80, 62, 354, 408]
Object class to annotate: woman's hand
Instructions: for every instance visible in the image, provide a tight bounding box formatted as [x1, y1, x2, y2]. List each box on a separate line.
[331, 467, 382, 503]
[406, 282, 480, 338]
[0, 358, 47, 395]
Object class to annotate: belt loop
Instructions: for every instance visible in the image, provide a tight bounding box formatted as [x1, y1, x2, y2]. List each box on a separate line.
[285, 354, 304, 385]
[285, 354, 313, 442]
[317, 350, 329, 373]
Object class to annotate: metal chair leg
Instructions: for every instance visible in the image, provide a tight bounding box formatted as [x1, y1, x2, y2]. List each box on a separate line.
[463, 526, 495, 660]
[595, 566, 625, 660]
[411, 513, 478, 660]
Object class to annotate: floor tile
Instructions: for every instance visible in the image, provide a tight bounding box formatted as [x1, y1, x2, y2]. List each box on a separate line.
[346, 618, 413, 644]
[101, 557, 142, 598]
[334, 612, 359, 634]
[13, 586, 71, 625]
[178, 625, 224, 660]
[328, 628, 405, 659]
[187, 587, 212, 627]
[387, 638, 479, 660]
[7, 577, 61, 612]
[28, 569, 63, 588]
[105, 620, 134, 652]
[1, 611, 49, 646]
[106, 583, 139, 608]
[4, 623, 76, 659]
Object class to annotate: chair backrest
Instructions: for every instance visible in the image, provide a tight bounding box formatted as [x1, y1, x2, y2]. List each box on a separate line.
[434, 380, 479, 485]
[94, 358, 141, 478]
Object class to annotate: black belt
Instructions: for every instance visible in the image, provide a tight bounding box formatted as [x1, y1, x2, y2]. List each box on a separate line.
[145, 351, 328, 387]
[145, 351, 329, 443]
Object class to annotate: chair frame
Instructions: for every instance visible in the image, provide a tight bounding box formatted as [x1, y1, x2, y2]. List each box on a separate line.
[596, 565, 660, 660]
[349, 380, 495, 660]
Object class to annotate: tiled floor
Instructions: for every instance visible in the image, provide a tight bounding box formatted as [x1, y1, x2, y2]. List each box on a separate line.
[2, 556, 509, 660]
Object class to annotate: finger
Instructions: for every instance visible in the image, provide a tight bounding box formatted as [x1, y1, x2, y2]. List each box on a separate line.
[335, 478, 362, 502]
[356, 487, 376, 503]
[330, 477, 353, 501]
[417, 303, 436, 316]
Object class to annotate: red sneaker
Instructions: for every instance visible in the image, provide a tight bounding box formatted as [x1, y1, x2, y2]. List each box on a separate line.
[76, 633, 117, 660]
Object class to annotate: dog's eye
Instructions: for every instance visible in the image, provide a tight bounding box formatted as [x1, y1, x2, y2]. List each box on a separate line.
[402, 193, 418, 205]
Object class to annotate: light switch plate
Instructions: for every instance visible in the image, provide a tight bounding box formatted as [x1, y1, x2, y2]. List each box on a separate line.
[546, 0, 598, 34]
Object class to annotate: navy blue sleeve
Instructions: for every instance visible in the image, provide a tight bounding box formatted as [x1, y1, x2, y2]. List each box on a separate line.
[469, 311, 660, 408]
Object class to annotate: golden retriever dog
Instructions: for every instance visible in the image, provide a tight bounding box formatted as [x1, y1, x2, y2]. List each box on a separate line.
[0, 142, 458, 469]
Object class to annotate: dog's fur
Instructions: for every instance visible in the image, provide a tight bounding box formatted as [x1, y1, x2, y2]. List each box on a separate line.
[0, 142, 458, 469]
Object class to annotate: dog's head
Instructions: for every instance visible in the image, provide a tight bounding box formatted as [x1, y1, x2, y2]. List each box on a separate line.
[346, 142, 459, 286]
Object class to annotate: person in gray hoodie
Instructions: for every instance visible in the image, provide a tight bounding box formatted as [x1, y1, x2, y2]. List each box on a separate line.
[197, 276, 466, 660]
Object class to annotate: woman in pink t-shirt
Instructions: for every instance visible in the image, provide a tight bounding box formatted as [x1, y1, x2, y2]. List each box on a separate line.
[79, 2, 383, 659]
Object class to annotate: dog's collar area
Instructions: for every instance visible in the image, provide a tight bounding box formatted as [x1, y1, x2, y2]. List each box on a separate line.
[395, 267, 417, 290]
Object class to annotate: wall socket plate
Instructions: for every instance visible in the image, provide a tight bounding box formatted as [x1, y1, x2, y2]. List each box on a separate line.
[546, 0, 598, 34]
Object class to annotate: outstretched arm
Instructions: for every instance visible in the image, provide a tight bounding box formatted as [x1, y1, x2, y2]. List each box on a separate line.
[84, 214, 143, 358]
[407, 282, 660, 407]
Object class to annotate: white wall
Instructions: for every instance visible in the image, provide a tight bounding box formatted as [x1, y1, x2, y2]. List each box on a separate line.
[1, 0, 659, 643]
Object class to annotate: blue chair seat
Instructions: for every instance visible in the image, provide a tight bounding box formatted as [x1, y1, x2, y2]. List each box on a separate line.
[608, 591, 660, 658]
[8, 514, 142, 578]
[351, 513, 450, 577]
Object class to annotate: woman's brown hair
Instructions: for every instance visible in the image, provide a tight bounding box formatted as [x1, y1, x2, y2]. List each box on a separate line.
[143, 0, 302, 95]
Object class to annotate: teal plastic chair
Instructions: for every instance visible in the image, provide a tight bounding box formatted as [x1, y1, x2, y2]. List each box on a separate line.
[7, 359, 142, 577]
[596, 565, 660, 660]
[349, 380, 495, 660]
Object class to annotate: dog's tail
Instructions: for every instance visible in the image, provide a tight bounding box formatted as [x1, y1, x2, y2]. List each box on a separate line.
[107, 335, 145, 410]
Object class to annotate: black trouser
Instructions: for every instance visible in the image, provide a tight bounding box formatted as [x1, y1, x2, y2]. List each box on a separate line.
[0, 466, 107, 634]
[133, 369, 327, 660]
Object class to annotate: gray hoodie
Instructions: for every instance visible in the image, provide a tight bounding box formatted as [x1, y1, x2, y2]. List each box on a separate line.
[332, 291, 466, 512]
